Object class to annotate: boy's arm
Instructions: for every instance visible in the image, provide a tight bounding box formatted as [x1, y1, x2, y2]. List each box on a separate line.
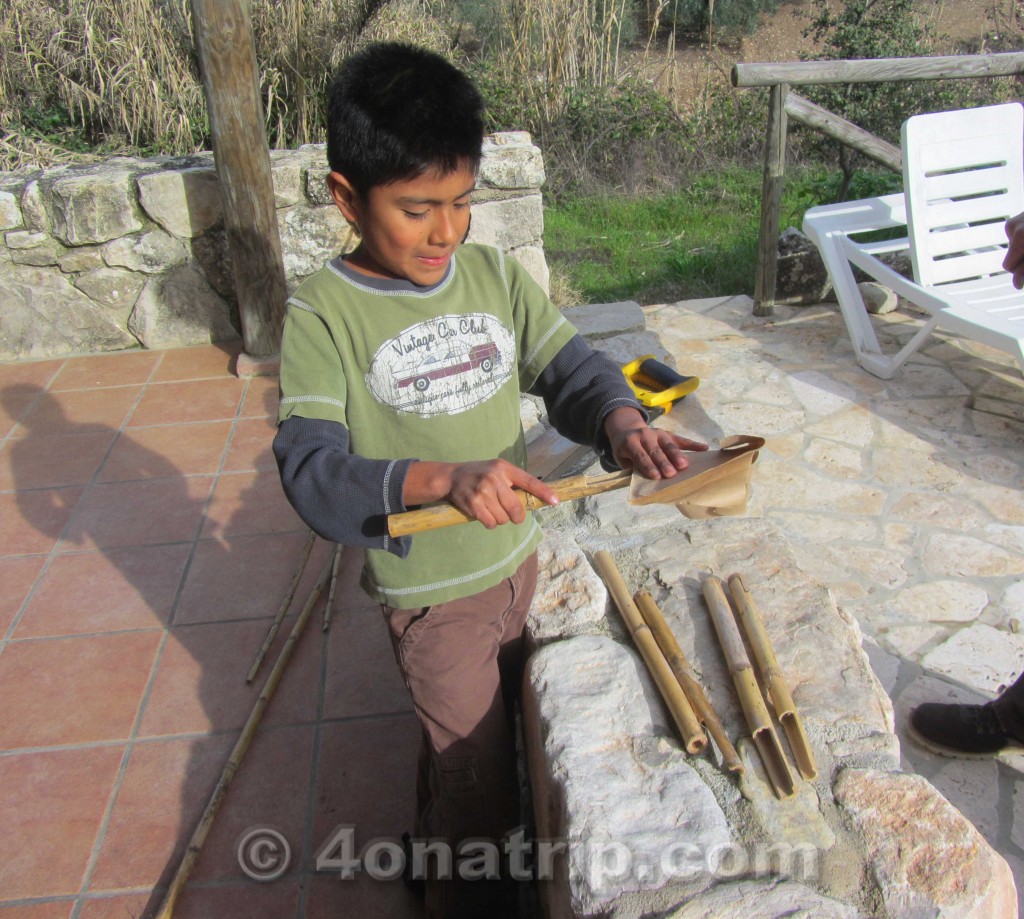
[529, 334, 706, 476]
[273, 415, 414, 557]
[275, 417, 560, 541]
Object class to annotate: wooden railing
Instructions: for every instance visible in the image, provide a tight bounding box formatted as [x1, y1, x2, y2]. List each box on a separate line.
[732, 51, 1024, 316]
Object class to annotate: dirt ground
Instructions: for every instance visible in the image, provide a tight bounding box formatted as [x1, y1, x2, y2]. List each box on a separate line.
[638, 0, 1023, 108]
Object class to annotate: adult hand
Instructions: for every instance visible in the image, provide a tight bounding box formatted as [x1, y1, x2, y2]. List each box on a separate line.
[1003, 211, 1024, 290]
[603, 407, 707, 479]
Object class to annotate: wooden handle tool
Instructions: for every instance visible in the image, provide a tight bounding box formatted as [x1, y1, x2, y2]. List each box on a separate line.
[701, 575, 796, 799]
[387, 469, 630, 537]
[727, 574, 817, 780]
[633, 589, 743, 774]
[593, 551, 707, 754]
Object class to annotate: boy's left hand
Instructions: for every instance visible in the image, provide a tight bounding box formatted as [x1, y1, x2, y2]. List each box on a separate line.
[604, 406, 707, 479]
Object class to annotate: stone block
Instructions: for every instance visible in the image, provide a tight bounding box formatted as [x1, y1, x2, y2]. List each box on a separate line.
[0, 189, 22, 230]
[860, 281, 897, 314]
[479, 132, 545, 189]
[920, 622, 1024, 696]
[467, 194, 544, 251]
[10, 236, 67, 267]
[0, 261, 139, 360]
[526, 530, 608, 647]
[190, 227, 234, 299]
[508, 244, 549, 295]
[5, 230, 49, 250]
[137, 166, 222, 238]
[49, 167, 143, 245]
[775, 227, 832, 304]
[523, 634, 731, 918]
[561, 301, 646, 341]
[128, 264, 239, 348]
[73, 267, 146, 311]
[269, 150, 307, 207]
[20, 179, 49, 232]
[278, 205, 355, 280]
[305, 166, 333, 206]
[103, 229, 187, 273]
[58, 246, 105, 274]
[835, 768, 1017, 918]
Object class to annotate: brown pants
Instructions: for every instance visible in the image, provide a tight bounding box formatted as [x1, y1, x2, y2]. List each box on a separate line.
[382, 552, 539, 918]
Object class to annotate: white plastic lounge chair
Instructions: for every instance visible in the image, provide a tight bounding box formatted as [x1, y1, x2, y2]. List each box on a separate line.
[802, 102, 1024, 379]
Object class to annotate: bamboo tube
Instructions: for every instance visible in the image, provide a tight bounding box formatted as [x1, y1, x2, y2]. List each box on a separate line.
[246, 528, 316, 682]
[592, 551, 707, 754]
[154, 552, 334, 919]
[701, 575, 796, 799]
[387, 470, 631, 537]
[727, 574, 817, 781]
[322, 543, 343, 632]
[634, 590, 743, 774]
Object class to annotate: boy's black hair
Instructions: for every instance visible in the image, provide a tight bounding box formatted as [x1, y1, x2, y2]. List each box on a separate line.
[326, 42, 485, 195]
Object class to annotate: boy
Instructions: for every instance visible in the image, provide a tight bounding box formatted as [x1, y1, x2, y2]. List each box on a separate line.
[273, 42, 704, 917]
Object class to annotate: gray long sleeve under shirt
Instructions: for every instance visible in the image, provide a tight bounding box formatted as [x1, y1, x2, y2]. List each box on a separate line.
[273, 333, 643, 557]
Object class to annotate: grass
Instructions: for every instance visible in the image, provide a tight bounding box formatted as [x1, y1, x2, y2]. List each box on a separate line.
[543, 165, 873, 306]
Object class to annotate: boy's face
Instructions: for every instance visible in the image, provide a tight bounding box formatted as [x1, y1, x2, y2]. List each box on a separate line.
[328, 165, 476, 287]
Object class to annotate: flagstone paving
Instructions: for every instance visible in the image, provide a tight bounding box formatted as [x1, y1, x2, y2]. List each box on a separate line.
[2, 291, 1024, 917]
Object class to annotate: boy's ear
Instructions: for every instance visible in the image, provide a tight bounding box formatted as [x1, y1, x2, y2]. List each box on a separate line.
[327, 171, 362, 226]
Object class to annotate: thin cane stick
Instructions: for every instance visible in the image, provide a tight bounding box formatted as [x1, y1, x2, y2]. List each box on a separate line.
[593, 551, 707, 754]
[246, 529, 316, 682]
[322, 544, 343, 632]
[633, 589, 744, 774]
[154, 552, 334, 919]
[727, 573, 817, 780]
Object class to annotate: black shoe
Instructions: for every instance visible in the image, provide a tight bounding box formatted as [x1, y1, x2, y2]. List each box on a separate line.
[401, 832, 425, 901]
[908, 701, 1024, 758]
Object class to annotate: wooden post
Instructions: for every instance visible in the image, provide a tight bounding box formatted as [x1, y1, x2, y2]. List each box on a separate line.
[753, 82, 788, 318]
[192, 0, 288, 357]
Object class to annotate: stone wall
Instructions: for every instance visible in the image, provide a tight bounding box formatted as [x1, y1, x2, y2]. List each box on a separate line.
[0, 132, 547, 362]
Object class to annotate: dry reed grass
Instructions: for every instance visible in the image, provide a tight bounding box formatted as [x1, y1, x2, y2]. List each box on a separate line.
[0, 0, 456, 169]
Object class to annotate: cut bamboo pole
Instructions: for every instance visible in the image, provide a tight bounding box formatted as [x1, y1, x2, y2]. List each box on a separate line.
[592, 551, 707, 754]
[322, 543, 343, 632]
[388, 470, 631, 537]
[633, 590, 743, 774]
[701, 575, 796, 799]
[246, 528, 316, 682]
[154, 552, 334, 919]
[727, 574, 817, 780]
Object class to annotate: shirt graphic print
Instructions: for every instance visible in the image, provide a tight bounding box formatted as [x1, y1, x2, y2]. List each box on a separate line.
[365, 313, 515, 417]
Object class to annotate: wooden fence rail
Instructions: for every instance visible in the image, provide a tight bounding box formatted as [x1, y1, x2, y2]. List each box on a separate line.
[735, 50, 1024, 316]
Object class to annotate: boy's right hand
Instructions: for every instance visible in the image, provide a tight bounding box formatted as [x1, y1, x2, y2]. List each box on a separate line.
[404, 459, 559, 530]
[446, 460, 559, 529]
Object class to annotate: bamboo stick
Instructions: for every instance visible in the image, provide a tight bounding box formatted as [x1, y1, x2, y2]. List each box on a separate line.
[246, 528, 316, 682]
[322, 543, 343, 632]
[592, 551, 707, 754]
[154, 552, 334, 919]
[633, 590, 743, 774]
[387, 470, 631, 537]
[701, 575, 795, 799]
[727, 574, 817, 781]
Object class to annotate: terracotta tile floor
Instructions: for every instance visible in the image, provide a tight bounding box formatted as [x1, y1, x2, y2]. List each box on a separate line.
[0, 344, 422, 918]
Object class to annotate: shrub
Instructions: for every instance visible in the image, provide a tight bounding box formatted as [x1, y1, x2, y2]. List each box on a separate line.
[801, 0, 1018, 199]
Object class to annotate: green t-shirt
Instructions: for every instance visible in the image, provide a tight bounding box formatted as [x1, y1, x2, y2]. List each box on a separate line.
[278, 243, 577, 608]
